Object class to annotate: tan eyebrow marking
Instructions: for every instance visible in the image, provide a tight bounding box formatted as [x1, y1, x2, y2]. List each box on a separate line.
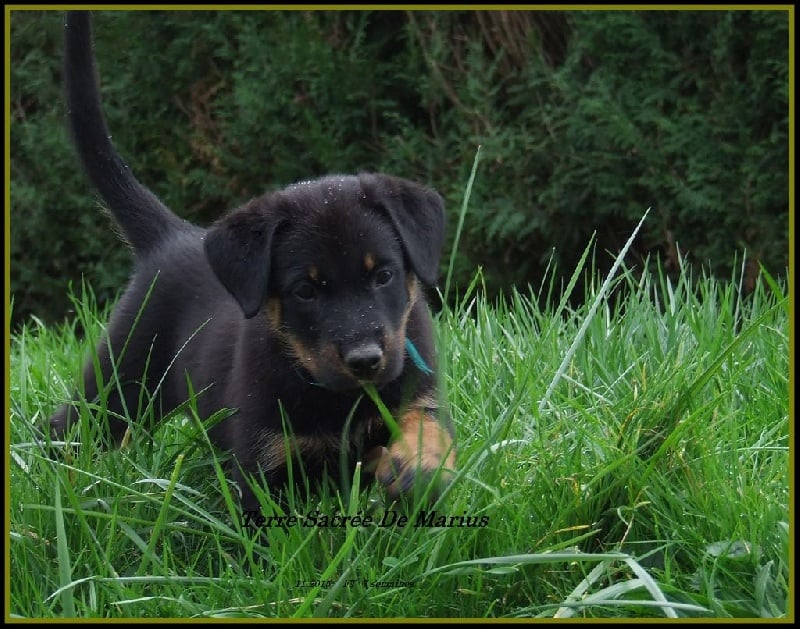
[364, 253, 376, 273]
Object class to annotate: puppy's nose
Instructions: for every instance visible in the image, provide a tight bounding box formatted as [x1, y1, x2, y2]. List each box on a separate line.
[343, 343, 383, 379]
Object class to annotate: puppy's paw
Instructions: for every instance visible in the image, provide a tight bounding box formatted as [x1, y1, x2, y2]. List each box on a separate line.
[368, 408, 456, 501]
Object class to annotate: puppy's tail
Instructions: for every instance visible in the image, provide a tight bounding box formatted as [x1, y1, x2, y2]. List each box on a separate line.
[64, 11, 187, 254]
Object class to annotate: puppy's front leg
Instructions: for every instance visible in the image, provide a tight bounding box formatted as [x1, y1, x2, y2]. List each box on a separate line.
[371, 400, 456, 500]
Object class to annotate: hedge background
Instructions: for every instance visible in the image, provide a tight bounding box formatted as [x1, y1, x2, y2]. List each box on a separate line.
[9, 9, 789, 328]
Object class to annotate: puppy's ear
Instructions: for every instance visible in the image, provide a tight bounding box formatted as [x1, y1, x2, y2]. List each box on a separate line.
[204, 199, 282, 318]
[359, 173, 446, 286]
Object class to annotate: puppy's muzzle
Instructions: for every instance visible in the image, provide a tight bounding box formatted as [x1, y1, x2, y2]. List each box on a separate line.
[342, 342, 384, 380]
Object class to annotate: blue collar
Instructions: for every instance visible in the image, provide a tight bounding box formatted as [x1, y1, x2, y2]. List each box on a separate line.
[404, 337, 433, 375]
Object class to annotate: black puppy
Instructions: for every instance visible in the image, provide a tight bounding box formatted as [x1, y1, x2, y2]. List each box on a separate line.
[49, 11, 456, 511]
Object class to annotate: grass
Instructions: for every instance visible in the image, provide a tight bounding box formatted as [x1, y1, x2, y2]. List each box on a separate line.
[8, 242, 790, 619]
[6, 149, 791, 618]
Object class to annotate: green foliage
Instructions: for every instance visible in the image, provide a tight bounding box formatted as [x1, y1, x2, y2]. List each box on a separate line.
[9, 249, 789, 618]
[9, 9, 789, 327]
[10, 11, 129, 320]
[406, 10, 789, 295]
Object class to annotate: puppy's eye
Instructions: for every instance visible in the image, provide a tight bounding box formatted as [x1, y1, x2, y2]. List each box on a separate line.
[374, 268, 393, 288]
[293, 282, 317, 301]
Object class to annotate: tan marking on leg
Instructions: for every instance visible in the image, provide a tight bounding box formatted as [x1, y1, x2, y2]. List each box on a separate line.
[374, 404, 456, 499]
[257, 430, 288, 473]
[411, 393, 439, 412]
[295, 433, 343, 458]
[398, 407, 456, 474]
[259, 431, 344, 473]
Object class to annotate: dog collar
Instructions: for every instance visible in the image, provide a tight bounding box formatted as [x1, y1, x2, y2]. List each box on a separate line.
[405, 338, 433, 375]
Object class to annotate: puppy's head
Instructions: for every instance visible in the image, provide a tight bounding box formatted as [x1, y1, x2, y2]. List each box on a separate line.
[204, 174, 445, 391]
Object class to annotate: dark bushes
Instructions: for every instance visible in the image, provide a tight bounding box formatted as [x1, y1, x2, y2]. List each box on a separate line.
[10, 9, 788, 326]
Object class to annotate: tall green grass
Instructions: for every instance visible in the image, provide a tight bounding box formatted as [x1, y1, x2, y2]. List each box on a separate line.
[8, 239, 789, 618]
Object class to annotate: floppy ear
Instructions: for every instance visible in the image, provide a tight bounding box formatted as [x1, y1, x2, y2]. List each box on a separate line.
[359, 173, 446, 286]
[204, 198, 282, 318]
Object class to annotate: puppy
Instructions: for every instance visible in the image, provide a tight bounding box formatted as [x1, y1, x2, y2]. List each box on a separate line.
[49, 11, 456, 511]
